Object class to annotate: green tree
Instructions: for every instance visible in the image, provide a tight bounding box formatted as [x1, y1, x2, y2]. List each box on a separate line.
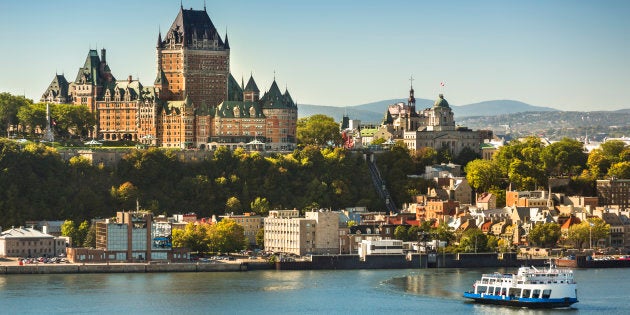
[83, 223, 97, 248]
[250, 197, 270, 216]
[494, 137, 546, 190]
[297, 114, 341, 146]
[208, 219, 246, 254]
[540, 138, 587, 176]
[76, 220, 90, 247]
[172, 222, 210, 253]
[567, 218, 610, 249]
[394, 225, 409, 241]
[226, 196, 242, 214]
[454, 146, 481, 168]
[407, 225, 420, 242]
[111, 181, 139, 210]
[16, 103, 46, 136]
[256, 227, 265, 249]
[608, 161, 630, 179]
[587, 149, 611, 178]
[528, 222, 561, 247]
[600, 140, 626, 161]
[431, 222, 455, 247]
[459, 228, 487, 253]
[465, 159, 502, 192]
[0, 93, 31, 136]
[61, 220, 78, 247]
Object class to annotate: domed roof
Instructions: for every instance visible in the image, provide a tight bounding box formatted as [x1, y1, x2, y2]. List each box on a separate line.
[433, 94, 449, 108]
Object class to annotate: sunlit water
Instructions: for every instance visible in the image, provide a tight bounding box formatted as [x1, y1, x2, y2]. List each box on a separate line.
[0, 267, 627, 314]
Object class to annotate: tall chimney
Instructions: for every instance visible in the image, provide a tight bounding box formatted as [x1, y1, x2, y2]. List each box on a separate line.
[101, 48, 106, 63]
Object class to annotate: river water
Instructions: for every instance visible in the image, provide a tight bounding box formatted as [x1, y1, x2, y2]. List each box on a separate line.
[0, 267, 627, 314]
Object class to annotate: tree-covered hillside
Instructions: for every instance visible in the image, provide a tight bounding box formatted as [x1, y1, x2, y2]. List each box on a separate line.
[0, 141, 392, 228]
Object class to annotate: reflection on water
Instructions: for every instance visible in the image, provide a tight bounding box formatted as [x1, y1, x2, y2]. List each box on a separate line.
[0, 268, 628, 314]
[386, 268, 496, 299]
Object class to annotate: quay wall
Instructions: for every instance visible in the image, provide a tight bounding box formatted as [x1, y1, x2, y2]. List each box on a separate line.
[0, 263, 245, 274]
[277, 253, 548, 270]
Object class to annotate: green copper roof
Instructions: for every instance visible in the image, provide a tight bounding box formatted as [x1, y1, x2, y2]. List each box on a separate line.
[434, 94, 450, 108]
[215, 101, 264, 118]
[244, 75, 259, 92]
[227, 73, 243, 101]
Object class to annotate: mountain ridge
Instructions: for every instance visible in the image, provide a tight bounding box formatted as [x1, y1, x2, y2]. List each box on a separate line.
[298, 98, 558, 123]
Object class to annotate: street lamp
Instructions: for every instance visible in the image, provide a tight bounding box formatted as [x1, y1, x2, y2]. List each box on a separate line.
[589, 221, 594, 250]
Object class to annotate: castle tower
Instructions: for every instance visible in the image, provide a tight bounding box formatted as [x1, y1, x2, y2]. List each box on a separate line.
[156, 6, 230, 108]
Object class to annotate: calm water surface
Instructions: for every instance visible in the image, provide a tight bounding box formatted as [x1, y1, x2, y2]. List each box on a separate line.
[0, 267, 628, 314]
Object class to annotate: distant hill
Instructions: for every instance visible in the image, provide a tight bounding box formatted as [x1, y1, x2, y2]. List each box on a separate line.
[299, 98, 558, 123]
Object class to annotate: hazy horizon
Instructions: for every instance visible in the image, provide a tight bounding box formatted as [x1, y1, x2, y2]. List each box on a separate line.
[1, 0, 629, 111]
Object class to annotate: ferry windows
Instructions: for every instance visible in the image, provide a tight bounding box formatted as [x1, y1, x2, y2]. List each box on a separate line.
[542, 289, 551, 299]
[522, 289, 531, 298]
[532, 289, 540, 298]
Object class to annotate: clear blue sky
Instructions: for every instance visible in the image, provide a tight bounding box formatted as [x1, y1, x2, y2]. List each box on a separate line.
[1, 0, 629, 111]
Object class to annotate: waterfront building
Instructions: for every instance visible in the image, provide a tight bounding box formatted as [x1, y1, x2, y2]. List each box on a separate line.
[220, 213, 262, 247]
[41, 5, 298, 150]
[67, 211, 188, 263]
[358, 239, 403, 259]
[0, 227, 66, 258]
[264, 210, 339, 256]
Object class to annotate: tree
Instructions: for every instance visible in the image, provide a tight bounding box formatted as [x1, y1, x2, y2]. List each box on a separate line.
[250, 197, 270, 216]
[225, 196, 242, 214]
[431, 222, 455, 247]
[297, 114, 341, 146]
[459, 228, 488, 253]
[493, 137, 546, 190]
[540, 138, 587, 176]
[208, 219, 246, 254]
[394, 225, 409, 241]
[347, 220, 357, 228]
[111, 181, 139, 210]
[61, 220, 78, 247]
[256, 227, 265, 249]
[454, 147, 481, 168]
[171, 222, 210, 253]
[76, 220, 90, 247]
[528, 222, 561, 247]
[465, 159, 502, 192]
[608, 161, 630, 179]
[567, 218, 610, 249]
[0, 93, 31, 136]
[407, 226, 420, 242]
[83, 223, 96, 248]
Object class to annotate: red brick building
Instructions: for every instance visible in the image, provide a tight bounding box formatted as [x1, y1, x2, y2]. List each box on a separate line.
[41, 5, 297, 150]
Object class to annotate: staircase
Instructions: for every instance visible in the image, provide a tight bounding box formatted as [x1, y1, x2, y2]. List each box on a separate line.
[366, 153, 398, 213]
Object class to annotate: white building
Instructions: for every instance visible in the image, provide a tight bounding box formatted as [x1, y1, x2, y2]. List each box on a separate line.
[264, 210, 339, 256]
[358, 239, 403, 259]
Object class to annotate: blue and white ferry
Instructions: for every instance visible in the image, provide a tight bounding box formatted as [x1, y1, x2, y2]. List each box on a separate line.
[463, 264, 578, 308]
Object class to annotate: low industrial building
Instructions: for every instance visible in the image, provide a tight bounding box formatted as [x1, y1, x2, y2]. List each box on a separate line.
[0, 227, 67, 257]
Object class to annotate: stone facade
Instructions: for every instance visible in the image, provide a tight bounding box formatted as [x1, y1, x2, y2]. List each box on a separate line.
[0, 227, 66, 257]
[263, 210, 339, 256]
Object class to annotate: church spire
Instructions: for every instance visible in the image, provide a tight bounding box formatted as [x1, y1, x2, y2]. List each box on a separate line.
[408, 75, 416, 108]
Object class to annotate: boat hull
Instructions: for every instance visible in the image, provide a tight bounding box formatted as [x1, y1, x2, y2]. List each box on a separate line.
[463, 292, 578, 309]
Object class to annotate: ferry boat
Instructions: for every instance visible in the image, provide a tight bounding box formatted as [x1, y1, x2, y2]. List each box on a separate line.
[463, 264, 578, 308]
